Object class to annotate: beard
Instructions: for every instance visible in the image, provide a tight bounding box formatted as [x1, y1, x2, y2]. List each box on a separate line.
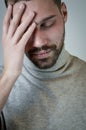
[26, 30, 65, 69]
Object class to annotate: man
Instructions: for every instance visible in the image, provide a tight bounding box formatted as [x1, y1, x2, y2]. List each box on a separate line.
[0, 0, 86, 129]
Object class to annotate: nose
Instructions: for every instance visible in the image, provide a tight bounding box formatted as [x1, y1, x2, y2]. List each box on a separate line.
[31, 29, 48, 48]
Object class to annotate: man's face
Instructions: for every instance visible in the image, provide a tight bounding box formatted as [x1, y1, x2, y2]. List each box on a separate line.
[13, 0, 67, 69]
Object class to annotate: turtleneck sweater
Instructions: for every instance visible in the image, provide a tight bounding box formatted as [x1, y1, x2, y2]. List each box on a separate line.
[0, 48, 86, 130]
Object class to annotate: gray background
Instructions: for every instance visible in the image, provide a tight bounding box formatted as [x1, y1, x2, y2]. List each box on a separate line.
[0, 0, 86, 65]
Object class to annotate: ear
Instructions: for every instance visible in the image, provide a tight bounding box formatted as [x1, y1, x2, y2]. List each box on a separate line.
[61, 2, 68, 23]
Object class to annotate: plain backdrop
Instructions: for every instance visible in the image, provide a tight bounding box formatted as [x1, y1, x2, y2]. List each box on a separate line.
[0, 0, 86, 65]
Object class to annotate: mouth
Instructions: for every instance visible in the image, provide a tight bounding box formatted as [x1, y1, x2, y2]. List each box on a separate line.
[30, 49, 52, 59]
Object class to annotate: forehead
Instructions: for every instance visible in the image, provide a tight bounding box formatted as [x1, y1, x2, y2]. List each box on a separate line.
[9, 0, 55, 4]
[14, 0, 58, 14]
[13, 0, 59, 22]
[8, 0, 30, 4]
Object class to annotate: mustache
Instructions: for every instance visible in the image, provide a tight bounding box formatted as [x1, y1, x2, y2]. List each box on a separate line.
[29, 45, 57, 54]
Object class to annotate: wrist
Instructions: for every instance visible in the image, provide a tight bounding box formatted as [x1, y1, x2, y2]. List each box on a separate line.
[2, 68, 21, 80]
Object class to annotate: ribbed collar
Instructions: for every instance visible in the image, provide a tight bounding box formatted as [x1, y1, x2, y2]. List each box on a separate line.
[23, 47, 71, 80]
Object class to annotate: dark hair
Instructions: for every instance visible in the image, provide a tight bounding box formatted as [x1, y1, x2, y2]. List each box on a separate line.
[4, 0, 61, 7]
[53, 0, 61, 7]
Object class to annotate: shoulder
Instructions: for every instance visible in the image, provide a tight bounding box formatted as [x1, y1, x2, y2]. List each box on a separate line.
[69, 54, 86, 90]
[65, 52, 86, 88]
[72, 55, 86, 67]
[67, 53, 86, 75]
[72, 55, 86, 74]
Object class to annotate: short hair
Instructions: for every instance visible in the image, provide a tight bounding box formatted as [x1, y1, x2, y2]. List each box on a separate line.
[53, 0, 61, 7]
[4, 0, 61, 7]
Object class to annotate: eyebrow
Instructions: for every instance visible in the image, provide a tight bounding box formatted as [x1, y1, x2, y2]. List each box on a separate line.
[35, 15, 57, 25]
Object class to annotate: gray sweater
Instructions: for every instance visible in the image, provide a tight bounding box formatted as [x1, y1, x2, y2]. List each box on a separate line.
[0, 49, 86, 130]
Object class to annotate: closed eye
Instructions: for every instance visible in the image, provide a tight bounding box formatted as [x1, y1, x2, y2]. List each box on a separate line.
[36, 15, 57, 30]
[40, 19, 56, 30]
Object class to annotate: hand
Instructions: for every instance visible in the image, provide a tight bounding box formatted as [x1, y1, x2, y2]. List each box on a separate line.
[2, 4, 36, 76]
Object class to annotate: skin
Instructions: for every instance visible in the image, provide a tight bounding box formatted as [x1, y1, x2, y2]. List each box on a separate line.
[0, 0, 67, 111]
[3, 0, 67, 70]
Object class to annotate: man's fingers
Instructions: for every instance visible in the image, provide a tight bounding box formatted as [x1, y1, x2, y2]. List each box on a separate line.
[13, 12, 35, 44]
[18, 22, 36, 48]
[7, 4, 25, 37]
[3, 4, 12, 35]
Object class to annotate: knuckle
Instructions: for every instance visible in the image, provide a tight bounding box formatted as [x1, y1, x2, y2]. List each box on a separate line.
[12, 15, 21, 27]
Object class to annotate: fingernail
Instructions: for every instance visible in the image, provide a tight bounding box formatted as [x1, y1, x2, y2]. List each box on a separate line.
[8, 4, 11, 9]
[19, 4, 25, 10]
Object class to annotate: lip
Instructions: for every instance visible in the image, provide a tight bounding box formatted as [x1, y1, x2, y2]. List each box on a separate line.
[31, 49, 51, 59]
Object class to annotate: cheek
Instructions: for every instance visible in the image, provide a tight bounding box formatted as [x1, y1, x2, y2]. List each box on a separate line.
[47, 23, 64, 42]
